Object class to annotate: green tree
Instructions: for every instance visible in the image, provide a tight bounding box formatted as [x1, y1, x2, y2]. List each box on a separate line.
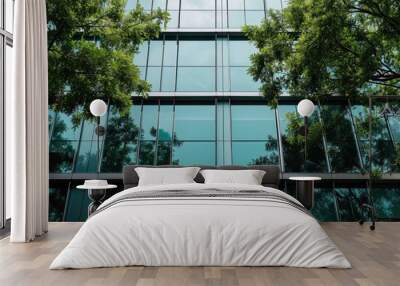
[243, 0, 400, 107]
[47, 0, 168, 124]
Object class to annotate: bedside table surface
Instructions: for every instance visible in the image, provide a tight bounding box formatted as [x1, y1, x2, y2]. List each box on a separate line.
[76, 184, 117, 190]
[288, 176, 322, 181]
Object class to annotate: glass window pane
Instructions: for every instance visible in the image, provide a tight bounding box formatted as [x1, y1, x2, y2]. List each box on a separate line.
[312, 187, 338, 221]
[174, 105, 215, 140]
[167, 0, 180, 10]
[49, 182, 69, 222]
[146, 66, 162, 91]
[80, 115, 107, 141]
[157, 141, 172, 164]
[141, 105, 158, 140]
[230, 67, 259, 91]
[51, 113, 81, 140]
[229, 0, 244, 9]
[180, 11, 216, 28]
[181, 0, 215, 10]
[229, 40, 256, 66]
[74, 141, 100, 173]
[217, 67, 230, 92]
[125, 0, 136, 12]
[179, 40, 215, 66]
[177, 67, 215, 91]
[101, 105, 141, 172]
[163, 40, 177, 66]
[372, 186, 400, 219]
[138, 0, 152, 10]
[153, 0, 167, 10]
[134, 42, 148, 66]
[139, 141, 156, 164]
[232, 141, 279, 165]
[158, 104, 173, 141]
[216, 10, 228, 28]
[231, 105, 277, 140]
[148, 41, 163, 66]
[161, 67, 176, 91]
[228, 10, 245, 28]
[278, 104, 328, 172]
[335, 187, 368, 221]
[320, 104, 362, 173]
[167, 10, 179, 28]
[245, 10, 265, 25]
[49, 140, 78, 173]
[267, 0, 282, 10]
[173, 142, 215, 165]
[245, 0, 265, 10]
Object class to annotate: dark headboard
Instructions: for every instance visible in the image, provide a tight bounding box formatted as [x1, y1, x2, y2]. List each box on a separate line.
[123, 165, 281, 190]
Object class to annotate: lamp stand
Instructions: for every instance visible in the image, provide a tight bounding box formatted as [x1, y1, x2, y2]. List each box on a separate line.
[304, 116, 308, 171]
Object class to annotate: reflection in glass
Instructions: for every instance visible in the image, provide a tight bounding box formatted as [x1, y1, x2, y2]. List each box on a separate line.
[178, 40, 215, 66]
[278, 105, 328, 172]
[230, 67, 259, 91]
[320, 104, 362, 173]
[232, 141, 278, 165]
[246, 0, 265, 10]
[49, 140, 77, 173]
[134, 42, 148, 66]
[245, 10, 265, 25]
[167, 0, 180, 10]
[312, 188, 338, 221]
[229, 0, 244, 10]
[161, 66, 176, 91]
[173, 142, 215, 165]
[229, 40, 256, 66]
[335, 187, 368, 221]
[372, 186, 400, 219]
[49, 185, 68, 222]
[177, 67, 215, 91]
[181, 0, 215, 10]
[228, 10, 245, 28]
[74, 141, 100, 173]
[148, 41, 163, 66]
[146, 66, 162, 91]
[141, 105, 158, 140]
[167, 10, 179, 28]
[267, 0, 282, 10]
[180, 11, 215, 28]
[139, 140, 156, 164]
[163, 40, 178, 66]
[174, 105, 215, 140]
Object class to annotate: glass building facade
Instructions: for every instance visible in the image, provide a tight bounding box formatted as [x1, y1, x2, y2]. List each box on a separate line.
[49, 0, 400, 222]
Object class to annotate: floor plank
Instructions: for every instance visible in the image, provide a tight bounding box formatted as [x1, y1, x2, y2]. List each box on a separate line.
[0, 222, 399, 286]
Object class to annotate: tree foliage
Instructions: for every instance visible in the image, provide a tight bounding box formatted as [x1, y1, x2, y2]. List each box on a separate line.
[243, 0, 400, 107]
[47, 0, 168, 124]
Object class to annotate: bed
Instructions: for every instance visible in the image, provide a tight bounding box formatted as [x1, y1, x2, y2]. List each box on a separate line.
[50, 165, 351, 269]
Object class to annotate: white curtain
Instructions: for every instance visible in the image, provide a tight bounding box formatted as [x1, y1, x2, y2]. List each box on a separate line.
[8, 0, 49, 242]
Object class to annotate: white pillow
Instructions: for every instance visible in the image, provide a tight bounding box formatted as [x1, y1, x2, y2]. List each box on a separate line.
[135, 167, 201, 186]
[200, 169, 266, 185]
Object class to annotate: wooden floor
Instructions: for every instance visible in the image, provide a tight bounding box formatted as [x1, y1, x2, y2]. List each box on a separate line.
[0, 222, 399, 286]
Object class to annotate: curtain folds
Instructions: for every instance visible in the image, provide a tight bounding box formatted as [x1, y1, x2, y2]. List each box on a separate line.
[9, 0, 49, 242]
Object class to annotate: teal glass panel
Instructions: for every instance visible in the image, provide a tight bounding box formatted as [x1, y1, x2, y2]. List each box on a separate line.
[267, 0, 282, 10]
[216, 66, 230, 92]
[174, 105, 215, 140]
[153, 0, 167, 10]
[51, 113, 81, 140]
[163, 40, 177, 66]
[335, 187, 368, 221]
[181, 0, 215, 10]
[230, 67, 259, 91]
[180, 11, 216, 28]
[232, 141, 279, 165]
[49, 184, 68, 221]
[229, 40, 256, 66]
[246, 0, 265, 10]
[141, 104, 158, 140]
[217, 37, 229, 66]
[146, 66, 162, 91]
[158, 104, 173, 141]
[231, 105, 277, 140]
[245, 10, 265, 25]
[176, 67, 215, 91]
[134, 42, 148, 66]
[229, 0, 244, 9]
[351, 103, 396, 173]
[101, 105, 141, 172]
[80, 115, 107, 141]
[167, 10, 179, 28]
[148, 41, 163, 66]
[74, 140, 100, 173]
[167, 0, 180, 10]
[173, 142, 215, 165]
[125, 0, 136, 12]
[161, 66, 176, 91]
[228, 10, 245, 28]
[178, 40, 215, 66]
[372, 186, 400, 219]
[49, 140, 78, 173]
[216, 11, 228, 28]
[312, 188, 338, 221]
[64, 188, 90, 222]
[320, 104, 362, 173]
[139, 140, 156, 164]
[138, 0, 152, 10]
[157, 141, 172, 164]
[278, 104, 328, 172]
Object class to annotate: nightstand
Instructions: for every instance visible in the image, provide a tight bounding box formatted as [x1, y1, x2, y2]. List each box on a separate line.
[77, 180, 117, 216]
[288, 176, 321, 210]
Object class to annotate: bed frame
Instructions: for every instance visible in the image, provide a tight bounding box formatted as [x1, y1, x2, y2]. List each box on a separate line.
[122, 165, 281, 190]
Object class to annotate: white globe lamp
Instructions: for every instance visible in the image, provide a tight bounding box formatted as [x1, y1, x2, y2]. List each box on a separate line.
[90, 99, 107, 117]
[297, 99, 315, 117]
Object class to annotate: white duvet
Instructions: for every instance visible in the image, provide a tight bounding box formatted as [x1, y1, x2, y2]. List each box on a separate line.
[50, 183, 351, 269]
